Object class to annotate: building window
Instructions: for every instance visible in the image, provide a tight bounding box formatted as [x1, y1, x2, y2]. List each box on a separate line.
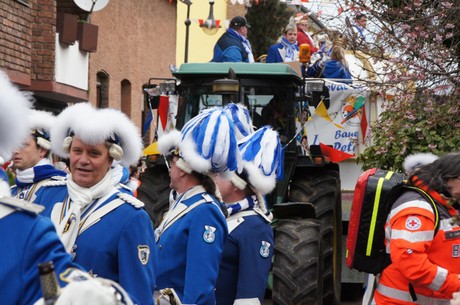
[121, 79, 132, 116]
[96, 71, 109, 108]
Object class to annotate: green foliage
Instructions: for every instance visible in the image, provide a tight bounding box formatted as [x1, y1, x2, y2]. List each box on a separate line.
[358, 95, 460, 171]
[246, 0, 294, 59]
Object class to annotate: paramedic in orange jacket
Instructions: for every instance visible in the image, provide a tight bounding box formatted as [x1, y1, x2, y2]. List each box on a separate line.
[374, 152, 460, 304]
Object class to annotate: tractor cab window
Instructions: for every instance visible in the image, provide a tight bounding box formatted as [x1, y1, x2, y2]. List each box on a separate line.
[180, 84, 291, 143]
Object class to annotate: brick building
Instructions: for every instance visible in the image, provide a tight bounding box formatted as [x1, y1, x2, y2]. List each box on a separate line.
[1, 0, 176, 130]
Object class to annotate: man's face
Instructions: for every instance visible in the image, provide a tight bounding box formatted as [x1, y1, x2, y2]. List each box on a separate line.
[238, 26, 248, 38]
[446, 177, 460, 201]
[298, 20, 308, 30]
[214, 173, 235, 203]
[13, 135, 46, 171]
[285, 30, 298, 44]
[69, 137, 112, 188]
[168, 156, 184, 191]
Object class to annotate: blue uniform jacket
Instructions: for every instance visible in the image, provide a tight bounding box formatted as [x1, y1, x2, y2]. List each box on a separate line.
[11, 164, 66, 201]
[34, 184, 157, 305]
[0, 201, 82, 305]
[156, 187, 228, 305]
[211, 30, 248, 63]
[215, 206, 274, 305]
[266, 42, 299, 63]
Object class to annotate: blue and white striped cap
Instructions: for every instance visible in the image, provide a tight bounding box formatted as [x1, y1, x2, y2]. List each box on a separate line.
[158, 108, 240, 175]
[223, 103, 254, 141]
[229, 126, 284, 195]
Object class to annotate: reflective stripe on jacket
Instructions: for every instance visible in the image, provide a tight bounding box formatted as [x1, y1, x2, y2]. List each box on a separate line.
[374, 190, 460, 304]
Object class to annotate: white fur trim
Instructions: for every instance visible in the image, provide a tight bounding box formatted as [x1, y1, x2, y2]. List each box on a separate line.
[403, 153, 439, 174]
[51, 103, 142, 166]
[0, 70, 33, 160]
[244, 160, 277, 195]
[28, 110, 55, 150]
[157, 130, 181, 156]
[179, 136, 212, 174]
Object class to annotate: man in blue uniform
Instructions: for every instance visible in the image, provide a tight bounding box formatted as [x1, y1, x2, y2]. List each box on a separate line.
[0, 70, 81, 305]
[11, 109, 66, 200]
[211, 16, 254, 63]
[34, 103, 156, 305]
[155, 109, 240, 305]
[214, 126, 284, 305]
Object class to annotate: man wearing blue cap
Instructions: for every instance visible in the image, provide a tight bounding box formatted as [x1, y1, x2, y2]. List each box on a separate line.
[214, 126, 283, 305]
[11, 109, 66, 201]
[211, 16, 255, 63]
[33, 103, 156, 305]
[155, 109, 240, 305]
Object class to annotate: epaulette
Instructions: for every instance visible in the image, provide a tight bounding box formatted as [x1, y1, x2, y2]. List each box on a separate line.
[50, 175, 67, 182]
[117, 192, 144, 209]
[40, 179, 67, 188]
[117, 183, 132, 191]
[201, 193, 215, 203]
[0, 195, 44, 215]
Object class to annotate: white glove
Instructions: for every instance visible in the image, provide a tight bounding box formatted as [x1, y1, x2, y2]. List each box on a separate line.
[451, 292, 460, 305]
[34, 269, 134, 305]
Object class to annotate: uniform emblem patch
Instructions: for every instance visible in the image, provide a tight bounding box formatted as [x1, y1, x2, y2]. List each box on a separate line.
[138, 245, 150, 265]
[260, 241, 271, 258]
[405, 216, 422, 231]
[203, 225, 216, 243]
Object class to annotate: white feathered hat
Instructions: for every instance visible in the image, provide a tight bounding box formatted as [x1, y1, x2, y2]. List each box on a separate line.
[51, 103, 142, 167]
[158, 108, 240, 175]
[0, 70, 33, 163]
[28, 110, 56, 150]
[403, 152, 439, 175]
[223, 103, 254, 141]
[228, 126, 284, 195]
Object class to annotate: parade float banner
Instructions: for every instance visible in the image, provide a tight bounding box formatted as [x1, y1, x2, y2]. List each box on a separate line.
[296, 81, 369, 159]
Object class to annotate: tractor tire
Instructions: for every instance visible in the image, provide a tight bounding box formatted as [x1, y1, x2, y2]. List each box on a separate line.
[289, 169, 342, 305]
[138, 166, 171, 227]
[272, 219, 322, 305]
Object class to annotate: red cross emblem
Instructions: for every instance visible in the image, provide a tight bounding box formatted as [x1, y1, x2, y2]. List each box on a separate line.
[405, 216, 422, 230]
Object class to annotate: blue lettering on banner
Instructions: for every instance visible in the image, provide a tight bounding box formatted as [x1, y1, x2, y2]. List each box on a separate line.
[327, 84, 349, 92]
[312, 134, 319, 145]
[335, 130, 358, 139]
[334, 142, 355, 153]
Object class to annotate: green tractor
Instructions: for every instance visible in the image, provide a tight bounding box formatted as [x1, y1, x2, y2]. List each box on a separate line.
[139, 62, 342, 305]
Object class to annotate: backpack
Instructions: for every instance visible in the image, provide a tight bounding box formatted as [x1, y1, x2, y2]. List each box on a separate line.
[345, 168, 438, 275]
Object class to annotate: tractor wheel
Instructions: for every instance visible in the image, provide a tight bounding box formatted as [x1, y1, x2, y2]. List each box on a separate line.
[272, 219, 322, 305]
[138, 166, 171, 227]
[289, 169, 342, 305]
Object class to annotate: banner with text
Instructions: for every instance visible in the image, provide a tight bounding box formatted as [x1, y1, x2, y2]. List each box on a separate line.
[296, 81, 369, 157]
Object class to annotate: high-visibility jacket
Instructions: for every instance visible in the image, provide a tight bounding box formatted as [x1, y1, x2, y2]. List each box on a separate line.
[374, 189, 460, 305]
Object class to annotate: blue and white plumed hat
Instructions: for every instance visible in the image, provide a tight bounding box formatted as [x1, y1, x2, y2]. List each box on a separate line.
[158, 108, 240, 175]
[403, 152, 439, 175]
[0, 70, 33, 164]
[51, 103, 143, 167]
[223, 103, 254, 141]
[27, 110, 56, 150]
[228, 126, 284, 195]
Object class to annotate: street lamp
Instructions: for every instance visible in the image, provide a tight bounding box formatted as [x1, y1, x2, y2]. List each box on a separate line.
[199, 0, 221, 36]
[180, 0, 192, 63]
